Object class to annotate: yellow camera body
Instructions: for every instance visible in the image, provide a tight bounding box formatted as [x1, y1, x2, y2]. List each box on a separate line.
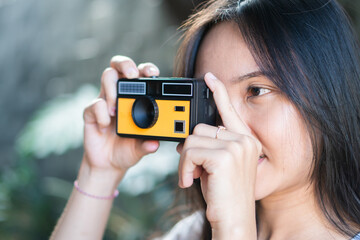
[116, 77, 216, 141]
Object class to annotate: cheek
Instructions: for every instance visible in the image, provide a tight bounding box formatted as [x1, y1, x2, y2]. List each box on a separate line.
[250, 100, 313, 198]
[276, 104, 313, 173]
[252, 100, 311, 164]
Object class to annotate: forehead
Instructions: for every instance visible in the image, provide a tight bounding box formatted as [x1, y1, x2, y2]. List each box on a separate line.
[194, 21, 259, 80]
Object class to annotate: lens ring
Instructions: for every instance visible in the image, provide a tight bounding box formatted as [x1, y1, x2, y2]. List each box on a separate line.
[131, 96, 158, 129]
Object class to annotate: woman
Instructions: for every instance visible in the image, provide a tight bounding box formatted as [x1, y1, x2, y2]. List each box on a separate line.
[51, 0, 360, 239]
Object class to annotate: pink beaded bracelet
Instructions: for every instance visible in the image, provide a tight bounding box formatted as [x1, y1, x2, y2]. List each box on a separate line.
[74, 180, 119, 200]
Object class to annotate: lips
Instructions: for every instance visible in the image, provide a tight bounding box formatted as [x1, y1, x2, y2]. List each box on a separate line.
[258, 154, 266, 163]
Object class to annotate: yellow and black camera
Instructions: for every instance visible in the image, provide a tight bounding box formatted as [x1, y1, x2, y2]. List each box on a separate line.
[116, 77, 216, 141]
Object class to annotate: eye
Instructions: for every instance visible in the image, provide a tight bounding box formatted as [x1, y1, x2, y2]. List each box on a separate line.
[247, 86, 271, 98]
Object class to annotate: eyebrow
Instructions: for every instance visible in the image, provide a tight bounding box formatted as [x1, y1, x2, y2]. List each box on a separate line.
[234, 71, 264, 82]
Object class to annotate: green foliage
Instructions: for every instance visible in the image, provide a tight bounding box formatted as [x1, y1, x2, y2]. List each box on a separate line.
[16, 84, 98, 159]
[0, 84, 180, 239]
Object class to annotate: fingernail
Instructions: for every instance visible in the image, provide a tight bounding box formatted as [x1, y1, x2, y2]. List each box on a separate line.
[147, 67, 157, 75]
[205, 72, 216, 91]
[110, 107, 116, 117]
[126, 68, 138, 78]
[147, 142, 159, 152]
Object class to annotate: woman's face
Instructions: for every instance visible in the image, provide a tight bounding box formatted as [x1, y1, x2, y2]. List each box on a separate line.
[194, 21, 314, 200]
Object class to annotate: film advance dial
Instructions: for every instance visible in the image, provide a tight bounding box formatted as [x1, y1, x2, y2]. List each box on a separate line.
[131, 96, 159, 129]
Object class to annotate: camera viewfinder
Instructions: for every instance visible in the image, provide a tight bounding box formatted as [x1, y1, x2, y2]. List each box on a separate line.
[175, 106, 185, 112]
[174, 120, 185, 133]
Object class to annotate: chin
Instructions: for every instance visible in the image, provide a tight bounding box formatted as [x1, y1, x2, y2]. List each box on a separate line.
[254, 177, 278, 201]
[255, 190, 272, 201]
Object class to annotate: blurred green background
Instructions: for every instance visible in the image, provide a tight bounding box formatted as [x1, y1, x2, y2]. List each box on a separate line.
[0, 0, 359, 239]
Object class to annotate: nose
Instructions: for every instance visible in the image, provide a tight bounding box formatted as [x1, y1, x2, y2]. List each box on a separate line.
[226, 96, 255, 136]
[234, 103, 263, 146]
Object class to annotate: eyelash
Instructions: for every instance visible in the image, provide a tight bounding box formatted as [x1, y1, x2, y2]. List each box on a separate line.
[247, 86, 271, 98]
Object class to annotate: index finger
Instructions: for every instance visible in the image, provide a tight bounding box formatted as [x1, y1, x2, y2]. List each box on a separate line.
[110, 55, 139, 78]
[204, 72, 250, 134]
[99, 68, 119, 116]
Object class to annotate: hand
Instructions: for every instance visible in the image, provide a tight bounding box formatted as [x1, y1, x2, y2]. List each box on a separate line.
[82, 56, 161, 177]
[177, 72, 262, 238]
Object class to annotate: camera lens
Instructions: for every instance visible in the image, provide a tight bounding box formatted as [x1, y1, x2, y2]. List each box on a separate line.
[131, 96, 159, 129]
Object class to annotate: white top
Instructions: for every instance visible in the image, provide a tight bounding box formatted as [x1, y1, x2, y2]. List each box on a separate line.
[154, 211, 204, 240]
[353, 233, 360, 240]
[154, 211, 360, 240]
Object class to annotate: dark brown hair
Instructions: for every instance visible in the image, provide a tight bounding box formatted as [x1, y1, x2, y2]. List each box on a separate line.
[174, 0, 360, 238]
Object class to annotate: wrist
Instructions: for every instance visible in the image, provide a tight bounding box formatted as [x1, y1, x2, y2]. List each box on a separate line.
[209, 201, 257, 239]
[76, 156, 125, 197]
[211, 221, 256, 240]
[211, 225, 246, 240]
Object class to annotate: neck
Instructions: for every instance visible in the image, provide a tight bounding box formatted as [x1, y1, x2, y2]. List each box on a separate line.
[256, 184, 345, 240]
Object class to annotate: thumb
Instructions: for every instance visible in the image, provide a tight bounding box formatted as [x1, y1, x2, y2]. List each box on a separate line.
[136, 140, 160, 157]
